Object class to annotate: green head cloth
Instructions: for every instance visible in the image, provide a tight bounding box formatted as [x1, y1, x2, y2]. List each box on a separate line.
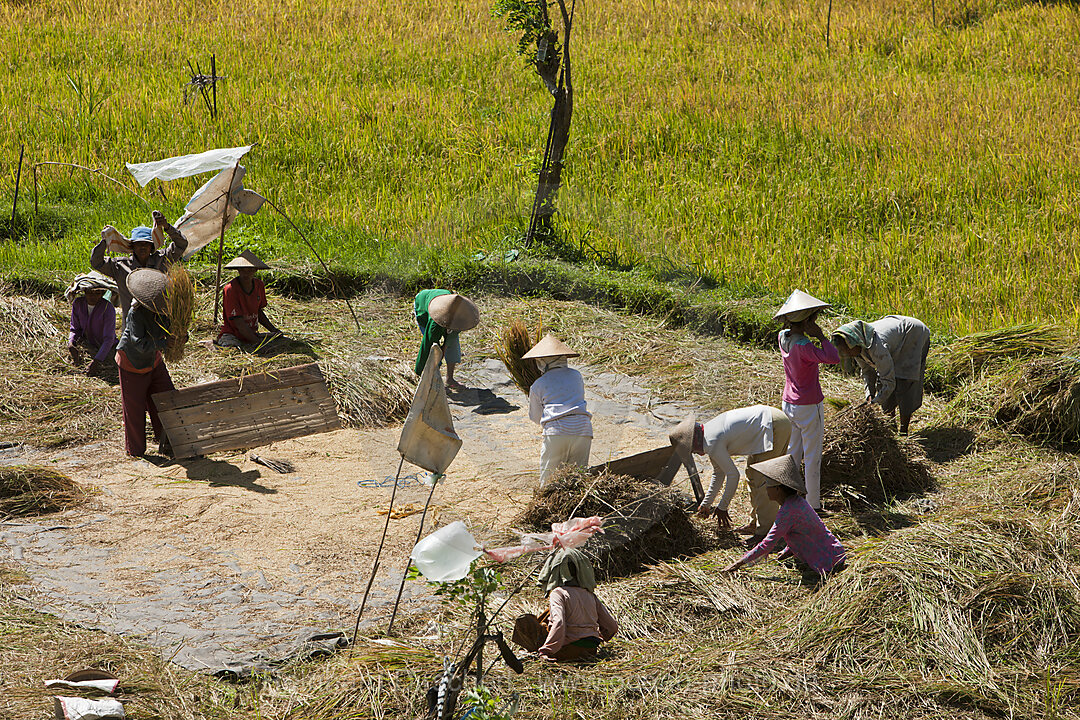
[538, 548, 597, 594]
[832, 320, 875, 351]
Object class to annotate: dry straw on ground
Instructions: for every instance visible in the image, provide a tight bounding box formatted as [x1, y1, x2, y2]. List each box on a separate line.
[163, 263, 196, 362]
[515, 467, 717, 579]
[0, 465, 92, 517]
[821, 402, 935, 503]
[495, 319, 543, 394]
[321, 357, 415, 427]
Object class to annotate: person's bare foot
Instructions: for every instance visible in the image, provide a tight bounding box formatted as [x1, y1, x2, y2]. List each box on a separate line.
[446, 379, 466, 391]
[733, 523, 757, 536]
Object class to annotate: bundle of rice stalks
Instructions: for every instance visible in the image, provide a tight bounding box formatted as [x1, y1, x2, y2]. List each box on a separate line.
[515, 467, 717, 580]
[993, 351, 1080, 447]
[163, 264, 195, 363]
[929, 323, 1069, 391]
[321, 357, 415, 427]
[780, 517, 1080, 715]
[821, 402, 935, 503]
[495, 319, 543, 395]
[0, 465, 92, 517]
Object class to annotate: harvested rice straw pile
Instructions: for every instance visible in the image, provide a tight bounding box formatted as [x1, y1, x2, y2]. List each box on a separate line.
[516, 467, 716, 580]
[0, 465, 92, 517]
[779, 517, 1080, 716]
[933, 322, 1069, 388]
[821, 402, 935, 503]
[321, 357, 415, 427]
[993, 350, 1080, 446]
[496, 319, 543, 395]
[164, 263, 196, 362]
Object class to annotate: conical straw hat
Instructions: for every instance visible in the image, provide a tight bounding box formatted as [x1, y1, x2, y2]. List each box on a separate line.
[126, 269, 169, 314]
[774, 290, 830, 322]
[667, 413, 700, 478]
[428, 293, 480, 332]
[746, 454, 806, 494]
[224, 249, 270, 270]
[521, 334, 579, 360]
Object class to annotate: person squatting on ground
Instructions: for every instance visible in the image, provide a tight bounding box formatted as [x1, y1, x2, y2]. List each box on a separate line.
[64, 271, 119, 377]
[775, 290, 840, 512]
[669, 405, 792, 543]
[92, 210, 188, 334]
[116, 269, 176, 457]
[512, 548, 618, 662]
[413, 289, 479, 389]
[523, 335, 593, 487]
[723, 454, 846, 577]
[215, 251, 284, 348]
[832, 315, 931, 435]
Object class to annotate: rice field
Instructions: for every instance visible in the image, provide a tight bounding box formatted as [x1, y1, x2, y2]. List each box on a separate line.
[0, 0, 1078, 334]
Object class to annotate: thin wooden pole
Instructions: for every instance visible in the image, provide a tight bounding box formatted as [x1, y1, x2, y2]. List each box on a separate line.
[387, 473, 440, 634]
[826, 0, 833, 49]
[11, 144, 24, 233]
[211, 54, 218, 120]
[212, 160, 241, 328]
[931, 0, 936, 25]
[353, 455, 405, 641]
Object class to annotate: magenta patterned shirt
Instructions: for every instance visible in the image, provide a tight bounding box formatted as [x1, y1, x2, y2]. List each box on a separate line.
[738, 494, 846, 574]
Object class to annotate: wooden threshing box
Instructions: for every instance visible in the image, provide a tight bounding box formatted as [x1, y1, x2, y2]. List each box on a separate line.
[152, 363, 340, 459]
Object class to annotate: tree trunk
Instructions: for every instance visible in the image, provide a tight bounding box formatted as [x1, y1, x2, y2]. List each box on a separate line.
[530, 0, 573, 240]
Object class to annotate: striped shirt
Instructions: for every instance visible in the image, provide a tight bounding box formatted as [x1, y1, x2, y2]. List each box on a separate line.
[529, 366, 593, 437]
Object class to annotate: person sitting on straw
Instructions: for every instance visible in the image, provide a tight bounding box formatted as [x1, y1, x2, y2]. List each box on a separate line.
[215, 250, 284, 348]
[64, 271, 119, 377]
[413, 289, 479, 390]
[512, 548, 618, 662]
[524, 335, 593, 487]
[116, 269, 176, 457]
[831, 315, 931, 436]
[723, 454, 846, 577]
[92, 210, 187, 333]
[775, 290, 840, 513]
[669, 405, 791, 544]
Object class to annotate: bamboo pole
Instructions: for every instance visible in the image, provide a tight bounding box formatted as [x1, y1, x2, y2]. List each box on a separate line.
[387, 473, 441, 633]
[10, 144, 24, 234]
[353, 455, 405, 642]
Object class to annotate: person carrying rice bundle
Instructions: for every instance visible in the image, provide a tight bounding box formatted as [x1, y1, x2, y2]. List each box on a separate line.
[832, 315, 931, 435]
[523, 335, 592, 486]
[64, 271, 119, 377]
[413, 289, 479, 390]
[723, 454, 846, 577]
[215, 251, 284, 348]
[91, 210, 188, 333]
[669, 405, 791, 543]
[115, 269, 176, 457]
[512, 548, 618, 662]
[775, 290, 839, 512]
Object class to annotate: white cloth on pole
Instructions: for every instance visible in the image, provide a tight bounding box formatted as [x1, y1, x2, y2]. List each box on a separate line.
[125, 145, 252, 186]
[175, 165, 267, 258]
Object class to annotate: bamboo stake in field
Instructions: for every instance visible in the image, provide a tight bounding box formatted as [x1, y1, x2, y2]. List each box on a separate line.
[387, 472, 440, 634]
[353, 455, 405, 642]
[10, 144, 23, 233]
[212, 160, 242, 329]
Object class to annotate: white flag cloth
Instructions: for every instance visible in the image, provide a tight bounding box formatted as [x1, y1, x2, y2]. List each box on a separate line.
[125, 145, 252, 186]
[176, 165, 266, 258]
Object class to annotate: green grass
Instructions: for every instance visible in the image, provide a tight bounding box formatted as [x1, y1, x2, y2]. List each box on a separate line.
[2, 0, 1079, 335]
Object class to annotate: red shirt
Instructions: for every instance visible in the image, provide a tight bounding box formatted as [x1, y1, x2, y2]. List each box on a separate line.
[219, 277, 267, 340]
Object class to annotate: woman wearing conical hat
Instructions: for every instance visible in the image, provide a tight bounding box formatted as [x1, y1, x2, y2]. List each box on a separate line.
[216, 250, 284, 347]
[722, 455, 846, 577]
[115, 269, 176, 457]
[524, 335, 592, 486]
[413, 289, 480, 389]
[775, 290, 840, 513]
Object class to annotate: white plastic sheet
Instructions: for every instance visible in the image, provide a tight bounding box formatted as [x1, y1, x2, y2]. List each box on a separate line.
[411, 521, 482, 582]
[53, 696, 125, 720]
[125, 145, 252, 187]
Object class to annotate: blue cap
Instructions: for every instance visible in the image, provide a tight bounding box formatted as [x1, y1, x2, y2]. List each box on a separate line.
[130, 226, 153, 244]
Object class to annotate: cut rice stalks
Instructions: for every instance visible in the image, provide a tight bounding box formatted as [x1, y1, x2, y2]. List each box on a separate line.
[164, 263, 196, 363]
[496, 319, 543, 395]
[0, 465, 93, 517]
[321, 357, 415, 427]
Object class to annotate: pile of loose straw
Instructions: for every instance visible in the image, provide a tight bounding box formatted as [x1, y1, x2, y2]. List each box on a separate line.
[0, 465, 92, 517]
[321, 357, 415, 427]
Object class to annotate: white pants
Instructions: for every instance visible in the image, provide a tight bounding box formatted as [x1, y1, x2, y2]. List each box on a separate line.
[539, 434, 592, 486]
[783, 401, 824, 510]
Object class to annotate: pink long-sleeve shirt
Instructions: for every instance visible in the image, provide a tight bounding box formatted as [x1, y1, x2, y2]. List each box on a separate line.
[737, 494, 846, 574]
[780, 330, 840, 406]
[538, 585, 619, 656]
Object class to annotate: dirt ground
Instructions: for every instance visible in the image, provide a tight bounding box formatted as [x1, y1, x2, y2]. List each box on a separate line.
[1, 292, 790, 673]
